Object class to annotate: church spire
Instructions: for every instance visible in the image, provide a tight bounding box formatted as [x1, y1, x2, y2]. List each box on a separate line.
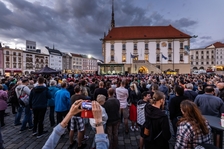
[111, 0, 115, 29]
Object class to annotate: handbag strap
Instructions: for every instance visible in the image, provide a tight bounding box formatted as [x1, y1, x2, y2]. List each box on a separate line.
[154, 130, 163, 140]
[19, 86, 25, 98]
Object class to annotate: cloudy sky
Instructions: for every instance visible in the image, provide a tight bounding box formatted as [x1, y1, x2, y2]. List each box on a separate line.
[0, 0, 224, 59]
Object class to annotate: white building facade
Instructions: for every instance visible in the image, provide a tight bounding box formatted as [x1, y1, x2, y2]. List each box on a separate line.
[102, 25, 191, 74]
[82, 55, 98, 72]
[71, 53, 83, 73]
[190, 42, 224, 72]
[46, 47, 62, 71]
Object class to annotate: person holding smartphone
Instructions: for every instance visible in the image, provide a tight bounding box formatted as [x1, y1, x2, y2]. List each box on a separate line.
[43, 100, 109, 149]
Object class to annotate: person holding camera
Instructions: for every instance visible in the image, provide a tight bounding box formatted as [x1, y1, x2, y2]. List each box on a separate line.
[43, 100, 109, 149]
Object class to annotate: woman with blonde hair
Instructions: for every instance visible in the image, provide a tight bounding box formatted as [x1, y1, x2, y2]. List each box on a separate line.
[129, 83, 140, 131]
[175, 100, 211, 149]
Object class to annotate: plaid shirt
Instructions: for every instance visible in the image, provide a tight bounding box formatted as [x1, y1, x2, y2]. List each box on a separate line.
[175, 121, 211, 149]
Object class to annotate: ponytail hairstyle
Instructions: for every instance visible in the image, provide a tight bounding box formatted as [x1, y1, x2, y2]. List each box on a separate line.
[151, 91, 165, 104]
[133, 83, 139, 95]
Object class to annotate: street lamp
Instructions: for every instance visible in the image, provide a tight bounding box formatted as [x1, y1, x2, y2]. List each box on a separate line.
[88, 54, 92, 59]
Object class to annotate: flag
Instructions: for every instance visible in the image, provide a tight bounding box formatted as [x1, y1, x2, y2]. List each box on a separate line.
[162, 54, 167, 60]
[130, 53, 137, 58]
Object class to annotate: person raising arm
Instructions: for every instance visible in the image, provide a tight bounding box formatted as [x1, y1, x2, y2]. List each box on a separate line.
[42, 100, 109, 149]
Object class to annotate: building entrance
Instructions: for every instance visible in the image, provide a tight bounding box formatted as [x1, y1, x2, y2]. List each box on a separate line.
[138, 66, 148, 74]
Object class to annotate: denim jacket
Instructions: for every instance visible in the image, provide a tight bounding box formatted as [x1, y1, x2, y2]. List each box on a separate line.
[42, 124, 109, 149]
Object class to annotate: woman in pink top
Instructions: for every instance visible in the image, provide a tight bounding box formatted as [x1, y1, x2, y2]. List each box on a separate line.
[0, 84, 8, 127]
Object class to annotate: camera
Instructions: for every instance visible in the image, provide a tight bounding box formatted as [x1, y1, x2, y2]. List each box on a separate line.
[81, 102, 92, 110]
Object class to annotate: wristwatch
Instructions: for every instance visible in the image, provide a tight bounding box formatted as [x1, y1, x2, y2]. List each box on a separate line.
[95, 122, 103, 127]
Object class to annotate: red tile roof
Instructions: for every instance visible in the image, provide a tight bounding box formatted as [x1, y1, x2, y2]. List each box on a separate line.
[212, 42, 224, 48]
[104, 25, 191, 40]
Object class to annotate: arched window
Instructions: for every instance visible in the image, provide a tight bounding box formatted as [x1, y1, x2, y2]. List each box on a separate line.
[193, 67, 198, 70]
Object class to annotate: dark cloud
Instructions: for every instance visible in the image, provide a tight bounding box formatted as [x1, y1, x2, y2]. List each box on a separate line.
[200, 36, 212, 40]
[0, 0, 198, 59]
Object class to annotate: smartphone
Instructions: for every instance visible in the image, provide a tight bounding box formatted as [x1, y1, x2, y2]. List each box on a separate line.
[81, 102, 92, 110]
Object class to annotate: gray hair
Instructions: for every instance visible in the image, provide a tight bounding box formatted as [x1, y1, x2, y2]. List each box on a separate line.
[50, 80, 57, 86]
[185, 83, 193, 89]
[160, 79, 166, 84]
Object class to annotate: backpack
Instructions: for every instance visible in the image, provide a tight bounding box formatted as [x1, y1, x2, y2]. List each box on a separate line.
[18, 86, 29, 106]
[8, 85, 19, 105]
[137, 101, 146, 125]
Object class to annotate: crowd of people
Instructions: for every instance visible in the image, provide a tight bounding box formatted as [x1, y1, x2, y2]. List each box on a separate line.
[0, 73, 224, 149]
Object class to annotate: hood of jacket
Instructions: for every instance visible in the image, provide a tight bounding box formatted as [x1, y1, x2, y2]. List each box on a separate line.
[16, 85, 26, 91]
[33, 86, 47, 93]
[145, 103, 166, 119]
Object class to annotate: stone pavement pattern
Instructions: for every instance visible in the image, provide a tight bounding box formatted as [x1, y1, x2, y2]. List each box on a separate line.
[1, 107, 141, 149]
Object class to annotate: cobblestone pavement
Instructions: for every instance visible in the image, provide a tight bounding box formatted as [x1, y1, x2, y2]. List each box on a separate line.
[1, 106, 141, 149]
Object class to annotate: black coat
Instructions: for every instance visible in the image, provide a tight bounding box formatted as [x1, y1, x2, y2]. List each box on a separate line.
[144, 104, 171, 149]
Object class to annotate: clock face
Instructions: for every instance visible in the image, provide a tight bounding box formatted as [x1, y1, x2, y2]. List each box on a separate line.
[162, 42, 167, 47]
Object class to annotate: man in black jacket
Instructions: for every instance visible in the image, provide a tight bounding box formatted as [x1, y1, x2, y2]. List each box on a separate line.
[144, 91, 171, 149]
[104, 88, 120, 149]
[29, 77, 51, 139]
[93, 81, 108, 100]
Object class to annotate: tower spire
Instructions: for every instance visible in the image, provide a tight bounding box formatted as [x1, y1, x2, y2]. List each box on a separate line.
[111, 0, 115, 29]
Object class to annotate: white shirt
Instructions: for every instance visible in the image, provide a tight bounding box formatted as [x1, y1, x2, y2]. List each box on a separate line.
[116, 86, 129, 108]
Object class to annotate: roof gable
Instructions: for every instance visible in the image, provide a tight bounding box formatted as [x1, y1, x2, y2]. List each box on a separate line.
[205, 42, 224, 48]
[104, 25, 191, 40]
